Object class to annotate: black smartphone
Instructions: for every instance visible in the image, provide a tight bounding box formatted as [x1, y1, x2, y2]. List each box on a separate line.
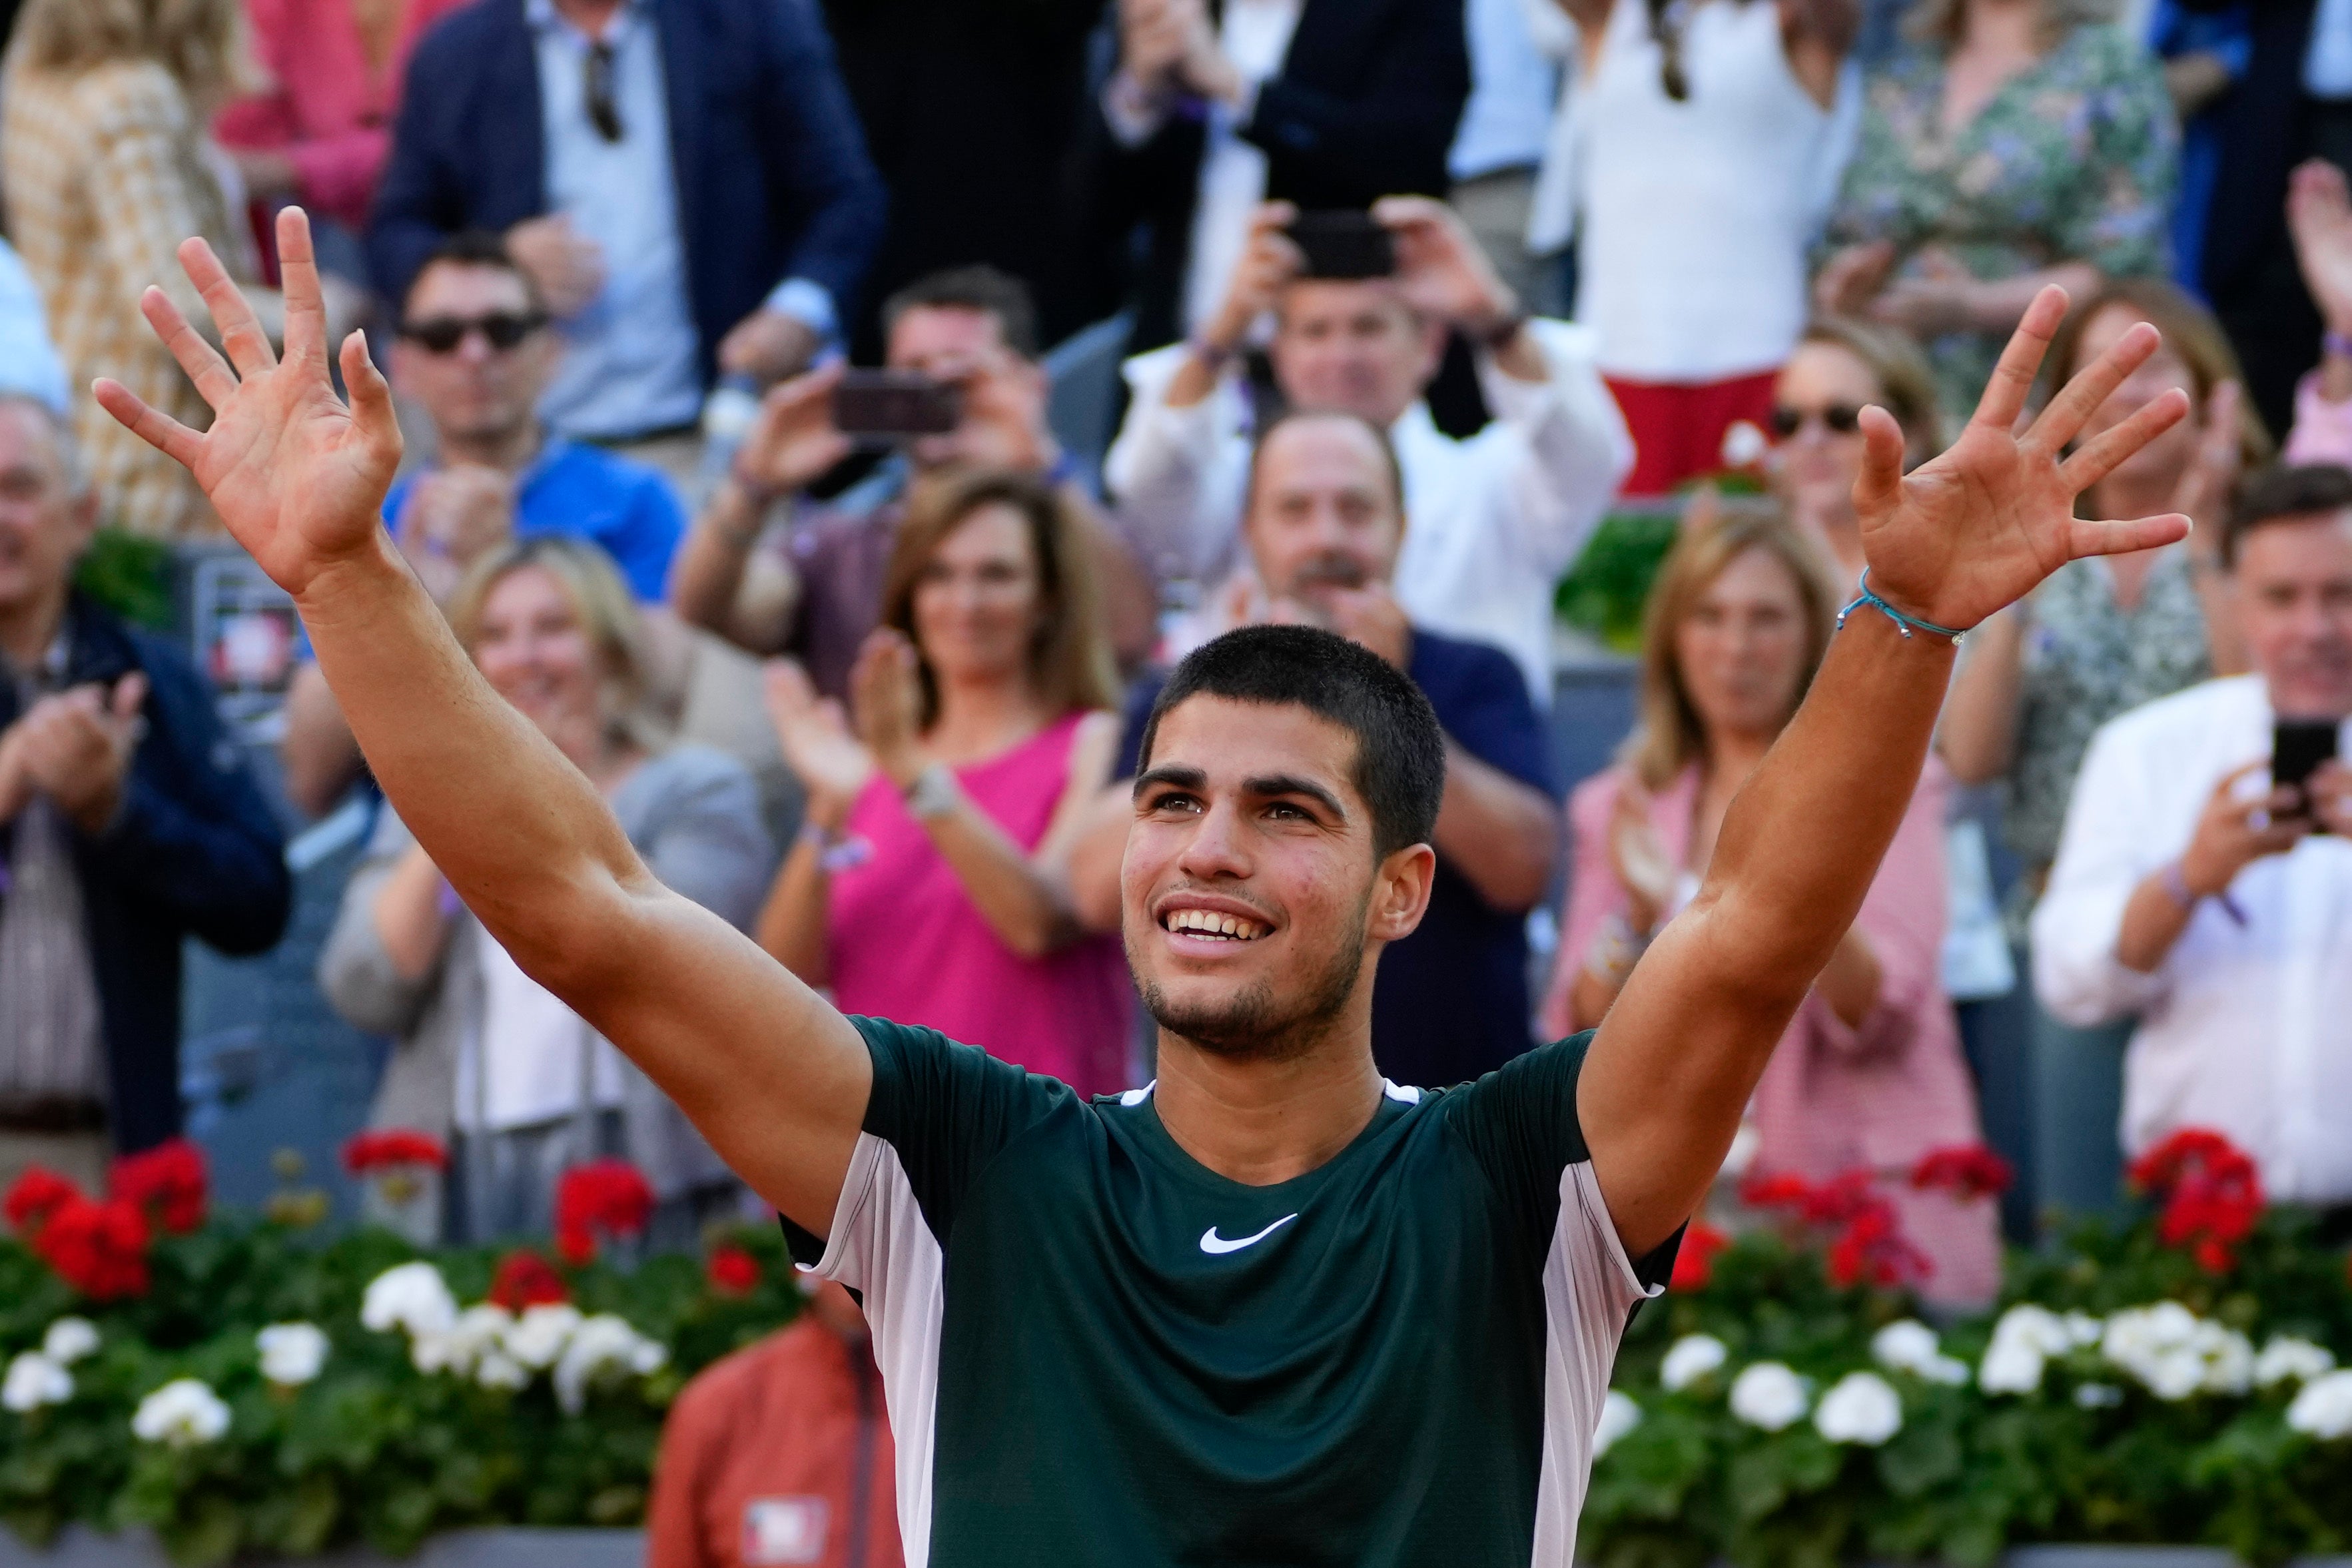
[831, 369, 963, 441]
[2274, 718, 2340, 821]
[1287, 211, 1396, 280]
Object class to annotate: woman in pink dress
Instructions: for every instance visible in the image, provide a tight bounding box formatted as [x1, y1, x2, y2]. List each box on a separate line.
[757, 470, 1132, 1098]
[1541, 502, 1999, 1307]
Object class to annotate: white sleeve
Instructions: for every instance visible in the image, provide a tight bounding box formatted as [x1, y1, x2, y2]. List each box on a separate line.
[1104, 343, 1253, 583]
[2030, 719, 2173, 1027]
[1471, 317, 1635, 581]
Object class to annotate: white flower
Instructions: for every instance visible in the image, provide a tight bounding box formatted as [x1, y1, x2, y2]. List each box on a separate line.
[1870, 1320, 1942, 1376]
[131, 1379, 231, 1448]
[254, 1323, 330, 1387]
[1721, 420, 1769, 468]
[2, 1353, 72, 1413]
[1728, 1362, 1810, 1431]
[41, 1318, 99, 1366]
[503, 1304, 584, 1371]
[1814, 1372, 1903, 1445]
[551, 1314, 667, 1416]
[1661, 1334, 1729, 1392]
[2287, 1370, 2352, 1439]
[1981, 1304, 2094, 1397]
[1979, 1340, 2046, 1396]
[2256, 1337, 2337, 1389]
[2100, 1304, 2253, 1400]
[412, 1305, 514, 1378]
[1995, 1305, 2077, 1358]
[360, 1262, 458, 1339]
[474, 1350, 530, 1392]
[1594, 1390, 1642, 1457]
[2074, 1383, 2124, 1409]
[2065, 1313, 2108, 1348]
[1922, 1355, 1972, 1387]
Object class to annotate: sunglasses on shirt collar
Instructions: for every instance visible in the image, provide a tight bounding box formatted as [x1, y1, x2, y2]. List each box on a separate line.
[397, 312, 552, 354]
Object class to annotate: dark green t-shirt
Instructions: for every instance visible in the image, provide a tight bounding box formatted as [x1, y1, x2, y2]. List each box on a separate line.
[796, 1018, 1667, 1567]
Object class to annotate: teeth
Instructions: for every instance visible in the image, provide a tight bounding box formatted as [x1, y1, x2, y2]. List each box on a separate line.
[1167, 909, 1265, 941]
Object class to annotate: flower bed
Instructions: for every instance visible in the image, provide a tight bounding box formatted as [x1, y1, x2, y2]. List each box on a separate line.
[10, 1130, 2352, 1566]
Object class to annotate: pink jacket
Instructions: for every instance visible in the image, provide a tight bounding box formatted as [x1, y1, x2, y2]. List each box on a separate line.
[2285, 372, 2352, 468]
[214, 0, 470, 230]
[1545, 759, 2000, 1305]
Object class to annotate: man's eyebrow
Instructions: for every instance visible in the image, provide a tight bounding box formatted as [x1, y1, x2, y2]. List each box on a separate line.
[1133, 765, 1207, 800]
[1243, 774, 1347, 819]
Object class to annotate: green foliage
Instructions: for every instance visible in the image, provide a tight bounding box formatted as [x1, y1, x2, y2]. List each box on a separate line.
[1555, 510, 1680, 653]
[72, 530, 176, 631]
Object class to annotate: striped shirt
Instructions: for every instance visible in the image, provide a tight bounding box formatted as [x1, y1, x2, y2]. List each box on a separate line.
[0, 639, 107, 1107]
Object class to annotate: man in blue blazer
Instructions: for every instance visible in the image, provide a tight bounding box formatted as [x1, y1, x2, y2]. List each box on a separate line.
[369, 0, 888, 448]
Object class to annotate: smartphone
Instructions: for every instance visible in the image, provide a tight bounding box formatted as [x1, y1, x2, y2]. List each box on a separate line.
[2273, 718, 2340, 821]
[1287, 211, 1396, 280]
[831, 369, 963, 441]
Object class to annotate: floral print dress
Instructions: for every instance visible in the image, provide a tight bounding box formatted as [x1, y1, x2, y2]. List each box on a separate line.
[1823, 24, 2177, 418]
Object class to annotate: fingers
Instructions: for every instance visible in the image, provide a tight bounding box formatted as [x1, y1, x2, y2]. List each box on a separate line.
[1968, 285, 2072, 434]
[761, 657, 815, 715]
[276, 207, 326, 370]
[177, 237, 278, 380]
[2030, 320, 2162, 458]
[2057, 386, 2189, 492]
[2062, 510, 2191, 563]
[92, 378, 203, 469]
[138, 286, 240, 410]
[1851, 404, 1906, 516]
[109, 673, 149, 725]
[340, 330, 404, 472]
[1370, 194, 1449, 232]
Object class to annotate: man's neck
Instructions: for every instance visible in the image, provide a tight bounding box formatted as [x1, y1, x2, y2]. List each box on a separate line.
[0, 583, 68, 675]
[1150, 1021, 1385, 1188]
[440, 422, 544, 477]
[550, 0, 625, 37]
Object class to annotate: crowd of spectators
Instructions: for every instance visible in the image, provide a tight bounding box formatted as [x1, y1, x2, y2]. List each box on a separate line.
[1, 0, 2351, 1349]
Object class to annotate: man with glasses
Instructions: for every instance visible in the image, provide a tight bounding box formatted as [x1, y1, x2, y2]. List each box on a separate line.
[280, 232, 688, 818]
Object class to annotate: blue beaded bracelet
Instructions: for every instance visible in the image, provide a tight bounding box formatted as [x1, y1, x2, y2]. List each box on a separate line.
[1836, 568, 1967, 643]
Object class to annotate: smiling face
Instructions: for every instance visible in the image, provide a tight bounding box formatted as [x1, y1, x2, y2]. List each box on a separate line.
[909, 501, 1046, 691]
[2075, 302, 2200, 498]
[469, 564, 607, 761]
[1122, 695, 1433, 1060]
[1673, 545, 1813, 747]
[1770, 340, 1882, 536]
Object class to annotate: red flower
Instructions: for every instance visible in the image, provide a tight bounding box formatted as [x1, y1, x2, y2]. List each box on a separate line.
[3, 1166, 82, 1232]
[552, 1160, 656, 1264]
[1910, 1145, 2014, 1202]
[1668, 1224, 1729, 1292]
[342, 1129, 450, 1174]
[34, 1195, 151, 1301]
[705, 1245, 763, 1297]
[1798, 1170, 1884, 1228]
[488, 1249, 570, 1310]
[110, 1139, 208, 1235]
[2129, 1127, 2265, 1274]
[1737, 1171, 1814, 1211]
[1824, 1202, 1934, 1292]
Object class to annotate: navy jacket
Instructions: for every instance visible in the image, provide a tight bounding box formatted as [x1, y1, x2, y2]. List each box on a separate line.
[368, 0, 888, 381]
[0, 596, 291, 1153]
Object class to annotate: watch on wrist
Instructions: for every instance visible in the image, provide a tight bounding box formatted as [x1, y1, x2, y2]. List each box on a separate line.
[904, 762, 961, 821]
[1474, 308, 1530, 352]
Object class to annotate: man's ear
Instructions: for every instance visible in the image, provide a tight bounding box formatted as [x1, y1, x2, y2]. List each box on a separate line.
[1367, 841, 1437, 945]
[66, 486, 100, 556]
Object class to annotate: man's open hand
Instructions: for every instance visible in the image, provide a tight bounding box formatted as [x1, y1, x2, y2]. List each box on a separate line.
[0, 675, 147, 834]
[94, 208, 403, 603]
[1854, 285, 2191, 633]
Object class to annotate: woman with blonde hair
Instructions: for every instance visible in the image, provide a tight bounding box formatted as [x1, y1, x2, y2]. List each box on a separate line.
[320, 538, 773, 1243]
[1542, 502, 1998, 1306]
[757, 468, 1131, 1097]
[0, 0, 352, 536]
[1768, 316, 1945, 585]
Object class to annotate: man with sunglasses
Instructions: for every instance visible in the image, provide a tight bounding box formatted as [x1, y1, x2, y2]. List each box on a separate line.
[280, 232, 687, 818]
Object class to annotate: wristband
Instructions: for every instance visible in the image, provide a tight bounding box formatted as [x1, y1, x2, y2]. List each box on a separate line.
[1187, 335, 1238, 375]
[799, 819, 871, 874]
[2325, 330, 2352, 361]
[1475, 309, 1531, 352]
[2160, 859, 2249, 927]
[1837, 568, 1967, 643]
[905, 763, 961, 821]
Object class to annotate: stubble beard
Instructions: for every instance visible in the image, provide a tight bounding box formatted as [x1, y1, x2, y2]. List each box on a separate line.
[1130, 892, 1371, 1064]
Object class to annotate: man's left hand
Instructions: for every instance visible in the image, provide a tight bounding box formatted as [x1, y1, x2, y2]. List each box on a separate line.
[2310, 759, 2352, 838]
[1373, 195, 1519, 341]
[10, 675, 147, 835]
[718, 309, 823, 386]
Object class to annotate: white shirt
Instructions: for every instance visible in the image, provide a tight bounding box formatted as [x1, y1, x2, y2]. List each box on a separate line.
[462, 928, 626, 1133]
[1450, 0, 1563, 183]
[2033, 676, 2352, 1204]
[1104, 318, 1634, 704]
[2308, 0, 2352, 98]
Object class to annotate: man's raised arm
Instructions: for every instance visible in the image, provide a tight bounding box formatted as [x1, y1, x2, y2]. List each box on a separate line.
[96, 210, 871, 1234]
[1577, 288, 2193, 1258]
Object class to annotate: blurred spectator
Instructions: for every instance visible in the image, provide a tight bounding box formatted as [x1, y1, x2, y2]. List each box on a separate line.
[1816, 0, 2176, 421]
[1077, 412, 1560, 1088]
[757, 471, 1130, 1097]
[0, 0, 351, 537]
[1106, 197, 1630, 707]
[648, 1278, 901, 1568]
[212, 0, 472, 266]
[1066, 0, 1471, 350]
[367, 0, 888, 464]
[817, 0, 1103, 354]
[2148, 0, 2252, 300]
[319, 539, 770, 1243]
[1541, 501, 1996, 1306]
[1560, 0, 1861, 496]
[671, 267, 1156, 702]
[1447, 0, 1565, 316]
[0, 396, 290, 1195]
[0, 240, 71, 417]
[1766, 316, 1945, 584]
[280, 230, 690, 819]
[2034, 464, 2352, 1206]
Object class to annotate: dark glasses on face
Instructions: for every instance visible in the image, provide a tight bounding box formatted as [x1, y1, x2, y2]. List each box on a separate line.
[1769, 403, 1863, 438]
[398, 312, 550, 354]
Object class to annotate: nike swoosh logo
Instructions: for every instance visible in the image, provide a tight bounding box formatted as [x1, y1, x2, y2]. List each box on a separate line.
[1199, 1214, 1298, 1255]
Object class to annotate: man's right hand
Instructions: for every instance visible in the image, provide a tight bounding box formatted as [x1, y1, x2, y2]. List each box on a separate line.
[1200, 204, 1304, 358]
[396, 464, 516, 602]
[2180, 760, 2310, 899]
[505, 216, 605, 320]
[2290, 160, 2352, 343]
[736, 364, 855, 502]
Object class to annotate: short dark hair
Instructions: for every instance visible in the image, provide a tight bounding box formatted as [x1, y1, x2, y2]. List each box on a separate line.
[1137, 624, 1445, 859]
[1244, 409, 1407, 522]
[2226, 464, 2352, 566]
[403, 230, 544, 320]
[881, 265, 1039, 361]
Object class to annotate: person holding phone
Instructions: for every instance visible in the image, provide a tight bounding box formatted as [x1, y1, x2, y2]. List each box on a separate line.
[2035, 463, 2352, 1210]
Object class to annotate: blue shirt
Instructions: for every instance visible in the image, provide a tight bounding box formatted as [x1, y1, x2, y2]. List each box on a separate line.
[1117, 627, 1557, 1087]
[525, 0, 835, 440]
[382, 440, 686, 602]
[1449, 0, 1561, 183]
